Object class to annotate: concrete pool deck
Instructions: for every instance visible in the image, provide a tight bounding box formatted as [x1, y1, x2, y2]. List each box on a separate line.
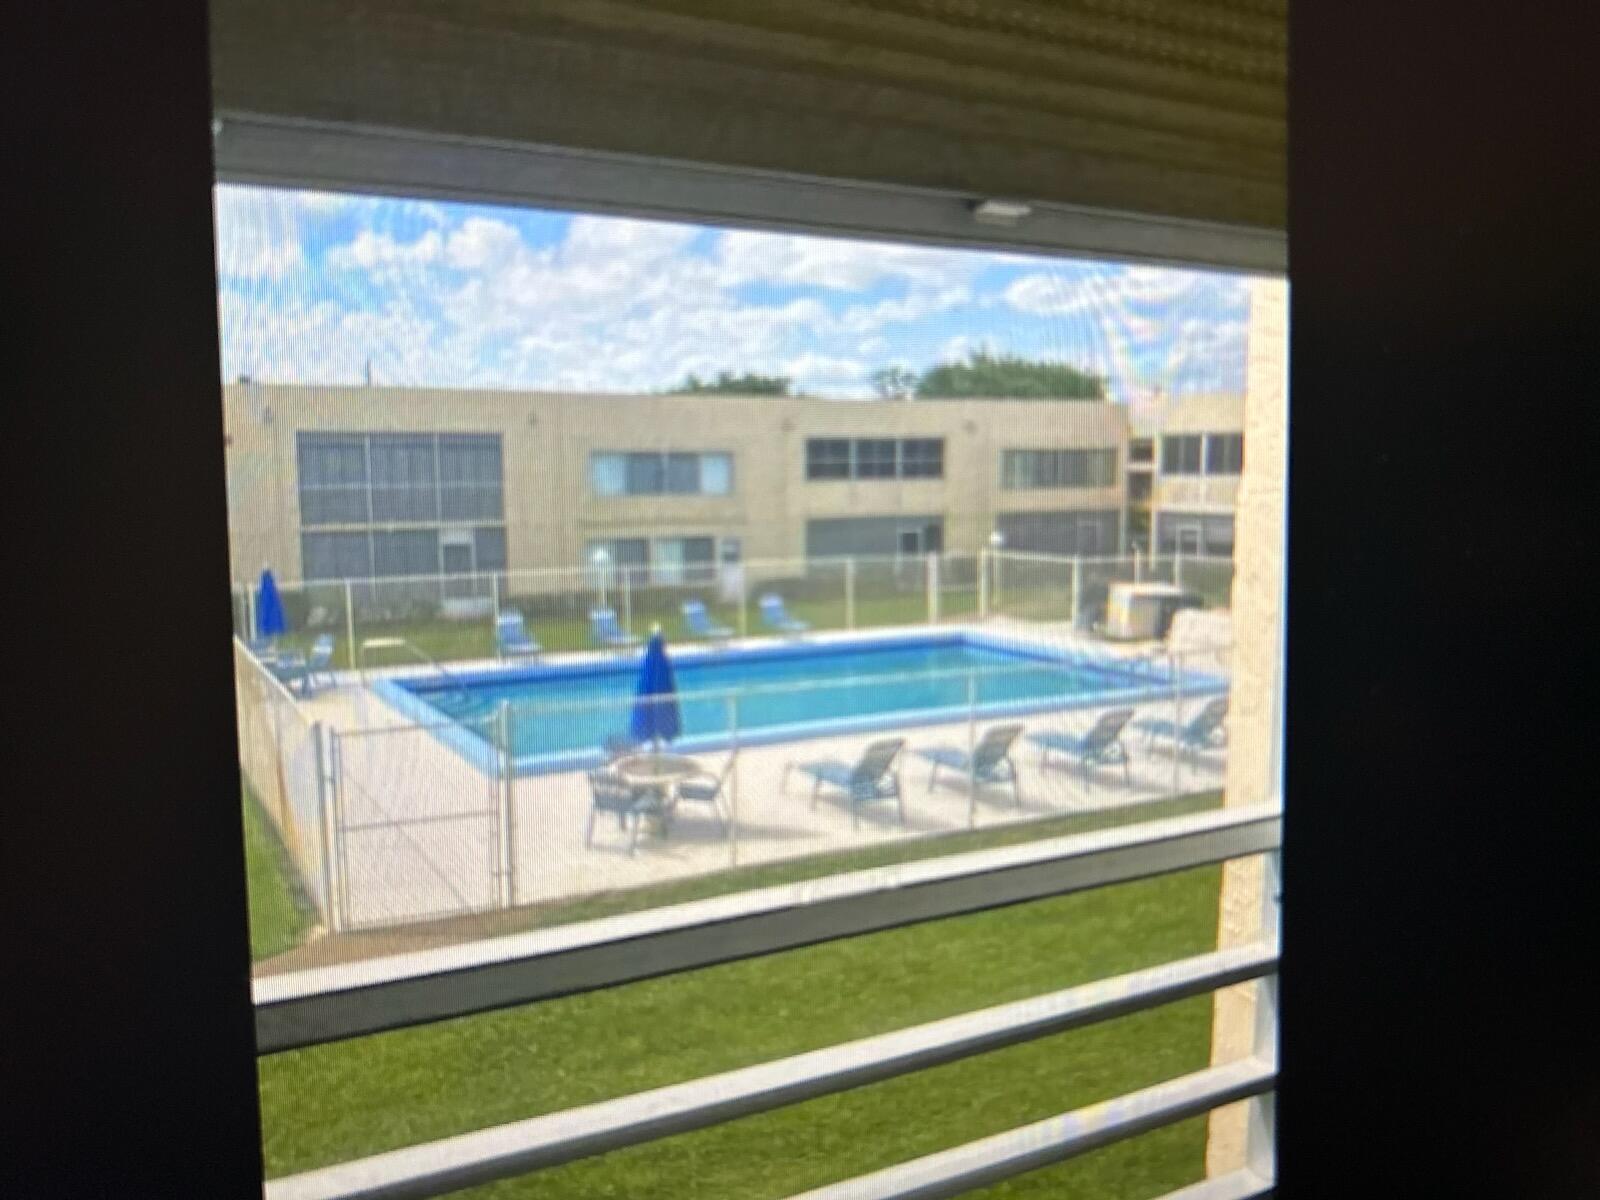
[294, 622, 1230, 931]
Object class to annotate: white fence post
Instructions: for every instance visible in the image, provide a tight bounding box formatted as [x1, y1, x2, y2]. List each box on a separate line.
[845, 557, 856, 630]
[926, 552, 939, 624]
[966, 671, 979, 830]
[245, 583, 257, 643]
[737, 569, 748, 639]
[1134, 552, 1144, 583]
[727, 693, 740, 867]
[993, 551, 1003, 616]
[622, 567, 633, 636]
[1071, 556, 1083, 626]
[1171, 650, 1184, 796]
[1175, 547, 1185, 592]
[977, 549, 989, 618]
[491, 571, 501, 625]
[343, 578, 357, 670]
[312, 720, 339, 933]
[498, 701, 515, 909]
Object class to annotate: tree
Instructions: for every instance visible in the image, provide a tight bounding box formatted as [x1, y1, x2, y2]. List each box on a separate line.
[870, 365, 919, 400]
[668, 370, 792, 396]
[914, 351, 1104, 400]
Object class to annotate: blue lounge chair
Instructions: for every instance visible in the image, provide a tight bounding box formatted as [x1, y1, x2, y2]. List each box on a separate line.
[782, 737, 905, 830]
[1133, 696, 1229, 767]
[682, 600, 733, 644]
[916, 723, 1025, 807]
[675, 756, 735, 836]
[1030, 707, 1135, 789]
[589, 607, 641, 651]
[584, 769, 664, 855]
[758, 593, 810, 636]
[273, 634, 336, 697]
[495, 611, 542, 660]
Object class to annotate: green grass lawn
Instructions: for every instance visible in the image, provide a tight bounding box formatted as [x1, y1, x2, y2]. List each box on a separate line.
[241, 787, 314, 961]
[255, 792, 1225, 1197]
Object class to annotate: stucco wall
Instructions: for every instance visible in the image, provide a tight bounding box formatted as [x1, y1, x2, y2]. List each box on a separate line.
[1204, 279, 1287, 1175]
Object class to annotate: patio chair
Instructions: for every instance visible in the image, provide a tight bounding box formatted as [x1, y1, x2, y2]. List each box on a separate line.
[589, 607, 642, 651]
[584, 769, 663, 856]
[1133, 696, 1229, 767]
[272, 634, 336, 697]
[1030, 707, 1135, 789]
[675, 755, 735, 836]
[758, 593, 810, 636]
[495, 611, 542, 660]
[682, 599, 734, 644]
[915, 723, 1025, 808]
[782, 737, 905, 830]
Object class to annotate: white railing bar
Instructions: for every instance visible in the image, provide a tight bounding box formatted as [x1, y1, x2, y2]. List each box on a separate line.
[254, 803, 1280, 1053]
[784, 1058, 1276, 1200]
[1158, 1167, 1273, 1200]
[262, 944, 1275, 1200]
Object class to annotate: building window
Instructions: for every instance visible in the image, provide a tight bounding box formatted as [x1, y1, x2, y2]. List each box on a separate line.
[1161, 432, 1243, 476]
[995, 510, 1120, 556]
[1155, 512, 1236, 557]
[1160, 435, 1205, 475]
[586, 536, 717, 584]
[590, 452, 733, 496]
[1128, 472, 1153, 502]
[855, 439, 898, 479]
[805, 515, 944, 558]
[1205, 433, 1245, 475]
[1129, 438, 1154, 464]
[805, 438, 946, 481]
[1000, 449, 1117, 489]
[805, 439, 852, 480]
[900, 438, 944, 478]
[296, 432, 506, 580]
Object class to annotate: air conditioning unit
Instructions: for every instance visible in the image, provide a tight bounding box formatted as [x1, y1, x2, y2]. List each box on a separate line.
[1102, 582, 1203, 641]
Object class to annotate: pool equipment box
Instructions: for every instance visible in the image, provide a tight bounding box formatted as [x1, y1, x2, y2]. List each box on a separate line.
[1102, 583, 1203, 641]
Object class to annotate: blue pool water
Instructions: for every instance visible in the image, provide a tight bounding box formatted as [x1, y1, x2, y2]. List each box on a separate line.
[376, 633, 1217, 775]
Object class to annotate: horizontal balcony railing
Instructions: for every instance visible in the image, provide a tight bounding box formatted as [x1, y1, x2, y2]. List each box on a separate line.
[254, 802, 1281, 1200]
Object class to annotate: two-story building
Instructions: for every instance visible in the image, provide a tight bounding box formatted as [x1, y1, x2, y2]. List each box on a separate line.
[221, 384, 1243, 587]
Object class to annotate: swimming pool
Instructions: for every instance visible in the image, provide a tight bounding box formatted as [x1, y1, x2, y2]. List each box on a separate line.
[373, 631, 1225, 776]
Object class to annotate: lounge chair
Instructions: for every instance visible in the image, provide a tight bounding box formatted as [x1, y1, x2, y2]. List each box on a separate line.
[782, 737, 905, 830]
[273, 634, 336, 697]
[1030, 707, 1135, 789]
[589, 607, 641, 651]
[675, 756, 735, 835]
[682, 600, 734, 644]
[1133, 696, 1229, 767]
[915, 723, 1025, 808]
[495, 611, 542, 660]
[584, 769, 665, 855]
[758, 593, 810, 636]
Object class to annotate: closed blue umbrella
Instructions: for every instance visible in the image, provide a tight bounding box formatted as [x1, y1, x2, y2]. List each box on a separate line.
[630, 627, 681, 750]
[255, 568, 288, 642]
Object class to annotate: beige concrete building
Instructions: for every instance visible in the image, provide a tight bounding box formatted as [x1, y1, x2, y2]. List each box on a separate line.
[1125, 392, 1246, 558]
[222, 383, 1244, 586]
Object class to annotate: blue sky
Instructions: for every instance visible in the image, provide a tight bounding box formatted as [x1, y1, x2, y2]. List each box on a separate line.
[213, 185, 1252, 400]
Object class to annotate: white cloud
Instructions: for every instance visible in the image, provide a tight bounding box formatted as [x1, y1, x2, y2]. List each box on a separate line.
[327, 229, 442, 271]
[213, 186, 304, 281]
[214, 186, 1252, 399]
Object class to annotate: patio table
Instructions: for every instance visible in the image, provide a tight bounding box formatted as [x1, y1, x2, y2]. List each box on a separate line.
[613, 752, 701, 835]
